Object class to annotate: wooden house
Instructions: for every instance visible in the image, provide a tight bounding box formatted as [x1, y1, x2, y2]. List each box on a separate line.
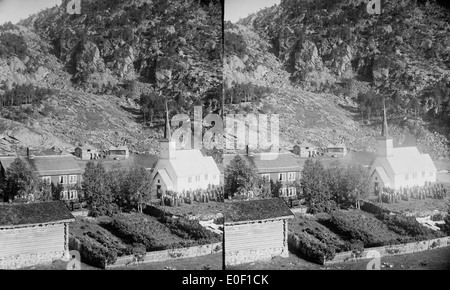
[108, 145, 130, 159]
[326, 143, 347, 157]
[0, 154, 83, 202]
[74, 146, 99, 160]
[224, 198, 294, 266]
[223, 151, 301, 199]
[0, 201, 75, 269]
[293, 142, 317, 157]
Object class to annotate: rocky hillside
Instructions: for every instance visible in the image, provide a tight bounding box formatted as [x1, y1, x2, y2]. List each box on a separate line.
[0, 0, 222, 155]
[224, 0, 450, 159]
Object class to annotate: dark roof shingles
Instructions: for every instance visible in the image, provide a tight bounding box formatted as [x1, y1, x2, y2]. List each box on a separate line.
[0, 201, 75, 227]
[224, 198, 294, 224]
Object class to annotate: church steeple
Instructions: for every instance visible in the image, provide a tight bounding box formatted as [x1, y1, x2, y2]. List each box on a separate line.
[381, 97, 388, 137]
[164, 99, 171, 140]
[377, 97, 393, 157]
[160, 98, 176, 159]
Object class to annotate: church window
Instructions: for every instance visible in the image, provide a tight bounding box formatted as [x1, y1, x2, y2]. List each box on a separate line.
[188, 177, 192, 183]
[405, 174, 409, 180]
[422, 172, 426, 178]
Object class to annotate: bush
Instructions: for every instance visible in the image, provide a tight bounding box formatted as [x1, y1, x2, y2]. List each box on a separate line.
[291, 232, 336, 264]
[84, 230, 128, 256]
[161, 216, 222, 244]
[75, 235, 117, 268]
[377, 213, 444, 240]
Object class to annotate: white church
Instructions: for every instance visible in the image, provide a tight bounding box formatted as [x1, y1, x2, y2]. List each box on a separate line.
[369, 103, 437, 193]
[151, 108, 221, 197]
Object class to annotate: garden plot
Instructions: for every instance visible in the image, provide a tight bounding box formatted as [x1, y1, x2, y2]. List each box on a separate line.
[289, 209, 446, 264]
[70, 213, 222, 268]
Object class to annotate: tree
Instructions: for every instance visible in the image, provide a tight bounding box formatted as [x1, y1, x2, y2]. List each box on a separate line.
[301, 159, 335, 213]
[82, 161, 118, 217]
[443, 203, 450, 235]
[121, 166, 153, 213]
[35, 179, 53, 202]
[224, 155, 258, 198]
[270, 179, 283, 197]
[2, 157, 38, 202]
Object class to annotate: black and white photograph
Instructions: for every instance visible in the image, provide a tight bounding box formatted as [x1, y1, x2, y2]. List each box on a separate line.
[0, 0, 224, 271]
[223, 0, 450, 271]
[0, 0, 450, 281]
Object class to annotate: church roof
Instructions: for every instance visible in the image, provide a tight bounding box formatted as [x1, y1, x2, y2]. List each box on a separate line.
[156, 168, 173, 187]
[380, 147, 436, 175]
[372, 166, 391, 185]
[167, 149, 220, 178]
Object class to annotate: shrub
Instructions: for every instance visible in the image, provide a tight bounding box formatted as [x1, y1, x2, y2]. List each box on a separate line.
[377, 213, 444, 240]
[161, 216, 222, 243]
[75, 235, 117, 268]
[291, 232, 336, 264]
[84, 230, 128, 256]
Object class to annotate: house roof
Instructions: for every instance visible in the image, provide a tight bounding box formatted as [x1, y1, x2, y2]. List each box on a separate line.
[168, 149, 220, 177]
[0, 156, 19, 171]
[327, 143, 346, 148]
[156, 168, 173, 188]
[223, 152, 300, 174]
[109, 146, 129, 151]
[224, 198, 294, 224]
[29, 155, 83, 176]
[0, 201, 75, 228]
[372, 166, 391, 185]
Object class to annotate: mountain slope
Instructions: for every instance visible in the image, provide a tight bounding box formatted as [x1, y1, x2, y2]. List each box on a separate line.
[224, 0, 450, 159]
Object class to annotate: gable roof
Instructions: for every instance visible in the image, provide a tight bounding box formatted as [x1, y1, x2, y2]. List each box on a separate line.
[0, 155, 82, 176]
[0, 156, 19, 171]
[156, 168, 173, 187]
[168, 149, 220, 177]
[224, 198, 294, 224]
[29, 155, 82, 176]
[372, 166, 391, 185]
[384, 147, 436, 175]
[109, 146, 129, 151]
[0, 201, 75, 228]
[223, 152, 300, 174]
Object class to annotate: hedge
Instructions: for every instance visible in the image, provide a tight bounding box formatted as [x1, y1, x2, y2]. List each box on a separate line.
[377, 213, 445, 240]
[160, 216, 222, 244]
[70, 235, 117, 269]
[290, 231, 336, 264]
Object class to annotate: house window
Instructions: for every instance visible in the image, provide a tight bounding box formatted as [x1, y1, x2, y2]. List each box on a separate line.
[405, 174, 409, 180]
[69, 190, 78, 200]
[69, 175, 77, 184]
[261, 174, 270, 181]
[288, 187, 296, 197]
[59, 175, 67, 184]
[42, 176, 51, 184]
[288, 172, 296, 181]
[158, 179, 160, 184]
[205, 174, 208, 180]
[62, 191, 68, 200]
[281, 187, 287, 196]
[188, 177, 192, 183]
[278, 173, 286, 181]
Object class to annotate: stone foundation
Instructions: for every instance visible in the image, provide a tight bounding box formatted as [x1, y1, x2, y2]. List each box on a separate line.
[225, 247, 287, 267]
[0, 250, 67, 269]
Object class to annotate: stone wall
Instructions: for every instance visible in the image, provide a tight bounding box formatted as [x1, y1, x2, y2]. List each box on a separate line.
[324, 236, 450, 265]
[0, 250, 66, 269]
[225, 246, 287, 267]
[106, 242, 222, 269]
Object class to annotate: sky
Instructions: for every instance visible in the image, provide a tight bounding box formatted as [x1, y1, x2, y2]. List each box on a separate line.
[0, 0, 62, 25]
[225, 0, 280, 23]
